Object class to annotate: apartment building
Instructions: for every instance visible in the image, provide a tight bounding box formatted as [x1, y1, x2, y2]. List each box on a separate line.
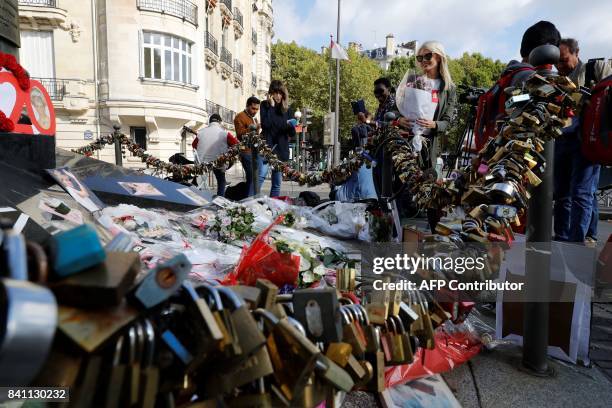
[17, 0, 273, 165]
[357, 34, 416, 70]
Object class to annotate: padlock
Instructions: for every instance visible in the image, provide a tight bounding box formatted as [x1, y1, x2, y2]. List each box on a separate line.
[196, 283, 236, 354]
[202, 342, 274, 395]
[364, 351, 385, 392]
[139, 319, 159, 408]
[0, 228, 28, 280]
[182, 280, 224, 354]
[58, 300, 139, 353]
[131, 253, 191, 309]
[72, 352, 104, 407]
[160, 329, 194, 366]
[391, 316, 414, 364]
[314, 355, 354, 392]
[365, 276, 391, 324]
[103, 335, 127, 408]
[326, 342, 353, 367]
[128, 326, 142, 405]
[292, 288, 343, 343]
[0, 278, 57, 386]
[50, 251, 140, 308]
[48, 224, 106, 277]
[229, 378, 273, 408]
[340, 307, 367, 355]
[230, 285, 262, 309]
[253, 309, 320, 402]
[336, 267, 357, 292]
[217, 286, 267, 360]
[385, 318, 405, 366]
[256, 278, 278, 310]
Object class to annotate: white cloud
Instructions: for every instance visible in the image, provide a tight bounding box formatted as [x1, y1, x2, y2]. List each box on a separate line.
[273, 0, 612, 61]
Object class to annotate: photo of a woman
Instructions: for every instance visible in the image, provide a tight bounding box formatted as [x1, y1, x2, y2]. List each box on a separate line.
[47, 168, 103, 212]
[30, 88, 51, 129]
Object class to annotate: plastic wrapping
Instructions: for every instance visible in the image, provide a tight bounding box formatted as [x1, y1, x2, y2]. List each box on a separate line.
[223, 216, 300, 287]
[384, 325, 482, 387]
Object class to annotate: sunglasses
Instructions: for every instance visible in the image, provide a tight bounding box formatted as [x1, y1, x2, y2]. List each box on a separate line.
[416, 52, 434, 62]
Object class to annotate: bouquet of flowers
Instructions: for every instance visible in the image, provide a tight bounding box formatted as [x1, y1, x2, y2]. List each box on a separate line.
[209, 206, 255, 243]
[274, 239, 331, 287]
[396, 70, 438, 152]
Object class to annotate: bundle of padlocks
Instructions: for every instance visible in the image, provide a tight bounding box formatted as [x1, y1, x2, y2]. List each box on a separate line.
[406, 72, 586, 246]
[1, 220, 471, 407]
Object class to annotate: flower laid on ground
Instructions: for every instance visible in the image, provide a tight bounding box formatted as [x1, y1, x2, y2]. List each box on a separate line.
[209, 206, 255, 243]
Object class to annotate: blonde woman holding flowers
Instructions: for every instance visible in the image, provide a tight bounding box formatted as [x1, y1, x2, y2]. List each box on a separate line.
[397, 40, 457, 168]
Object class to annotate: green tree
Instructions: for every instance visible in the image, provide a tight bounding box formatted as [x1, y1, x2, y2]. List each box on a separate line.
[271, 41, 382, 152]
[387, 56, 417, 89]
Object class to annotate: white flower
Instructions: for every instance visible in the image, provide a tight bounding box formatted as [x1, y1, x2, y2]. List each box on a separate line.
[313, 264, 326, 276]
[221, 217, 231, 226]
[302, 270, 315, 283]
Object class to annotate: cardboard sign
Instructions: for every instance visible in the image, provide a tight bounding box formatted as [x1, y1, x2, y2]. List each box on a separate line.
[0, 70, 56, 135]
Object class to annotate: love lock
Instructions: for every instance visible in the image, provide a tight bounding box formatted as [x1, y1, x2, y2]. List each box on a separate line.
[0, 240, 57, 386]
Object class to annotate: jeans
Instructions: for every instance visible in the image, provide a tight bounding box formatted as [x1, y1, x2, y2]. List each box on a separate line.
[587, 166, 601, 239]
[213, 168, 226, 197]
[240, 152, 255, 196]
[258, 161, 282, 197]
[334, 164, 377, 202]
[553, 136, 600, 242]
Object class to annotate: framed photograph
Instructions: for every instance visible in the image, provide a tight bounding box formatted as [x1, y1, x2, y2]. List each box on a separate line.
[177, 187, 209, 206]
[46, 167, 104, 212]
[118, 181, 165, 197]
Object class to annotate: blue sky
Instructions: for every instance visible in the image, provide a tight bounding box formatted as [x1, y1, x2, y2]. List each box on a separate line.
[273, 0, 612, 62]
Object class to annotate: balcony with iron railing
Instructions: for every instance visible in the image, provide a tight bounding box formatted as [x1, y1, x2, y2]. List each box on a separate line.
[33, 77, 67, 101]
[205, 31, 218, 55]
[252, 29, 257, 46]
[136, 0, 198, 27]
[251, 73, 257, 88]
[18, 0, 57, 6]
[220, 47, 232, 67]
[219, 0, 232, 12]
[233, 7, 243, 27]
[205, 99, 236, 125]
[233, 60, 243, 77]
[18, 0, 67, 26]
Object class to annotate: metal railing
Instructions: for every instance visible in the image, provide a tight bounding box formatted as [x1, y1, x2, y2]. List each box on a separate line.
[18, 0, 57, 6]
[252, 29, 257, 45]
[220, 47, 232, 66]
[220, 0, 232, 11]
[136, 0, 198, 26]
[205, 31, 218, 55]
[32, 77, 67, 101]
[233, 59, 243, 76]
[205, 99, 236, 125]
[233, 7, 243, 27]
[251, 74, 257, 88]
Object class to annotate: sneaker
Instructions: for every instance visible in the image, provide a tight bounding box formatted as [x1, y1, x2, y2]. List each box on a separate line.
[585, 236, 598, 247]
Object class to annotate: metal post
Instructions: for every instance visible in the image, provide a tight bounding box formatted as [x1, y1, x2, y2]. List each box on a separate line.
[522, 138, 554, 376]
[333, 0, 342, 166]
[302, 126, 307, 172]
[113, 125, 123, 166]
[381, 145, 392, 199]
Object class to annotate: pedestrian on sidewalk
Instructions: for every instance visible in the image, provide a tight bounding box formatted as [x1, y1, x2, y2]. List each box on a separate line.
[193, 114, 238, 197]
[554, 38, 612, 243]
[259, 80, 297, 197]
[234, 96, 261, 197]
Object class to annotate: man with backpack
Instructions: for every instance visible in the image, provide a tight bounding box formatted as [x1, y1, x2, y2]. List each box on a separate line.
[553, 38, 612, 243]
[474, 21, 561, 151]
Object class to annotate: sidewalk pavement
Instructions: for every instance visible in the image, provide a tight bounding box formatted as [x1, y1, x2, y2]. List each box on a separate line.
[224, 162, 331, 199]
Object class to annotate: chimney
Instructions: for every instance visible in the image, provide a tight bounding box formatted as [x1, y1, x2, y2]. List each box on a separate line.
[386, 34, 395, 57]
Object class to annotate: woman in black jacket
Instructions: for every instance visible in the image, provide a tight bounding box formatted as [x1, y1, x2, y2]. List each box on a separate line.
[259, 80, 297, 197]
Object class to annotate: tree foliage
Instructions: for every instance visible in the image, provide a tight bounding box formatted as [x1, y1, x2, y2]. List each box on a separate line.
[271, 41, 382, 147]
[271, 43, 506, 156]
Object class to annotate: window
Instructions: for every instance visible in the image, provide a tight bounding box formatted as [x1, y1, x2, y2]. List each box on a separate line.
[142, 31, 192, 84]
[20, 30, 55, 78]
[131, 127, 148, 151]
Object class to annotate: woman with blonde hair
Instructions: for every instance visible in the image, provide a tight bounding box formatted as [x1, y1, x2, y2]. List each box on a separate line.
[259, 79, 297, 197]
[398, 40, 457, 167]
